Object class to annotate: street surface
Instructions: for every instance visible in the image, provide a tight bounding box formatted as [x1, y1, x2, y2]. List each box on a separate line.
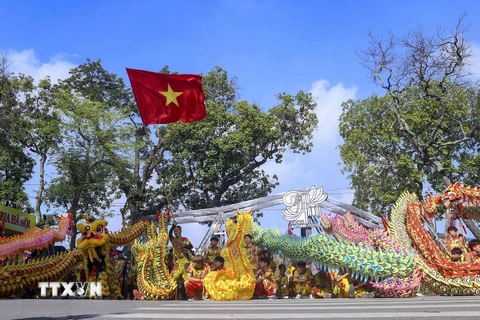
[1, 296, 480, 320]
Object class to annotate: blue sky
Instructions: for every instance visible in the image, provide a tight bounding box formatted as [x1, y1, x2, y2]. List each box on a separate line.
[2, 0, 480, 245]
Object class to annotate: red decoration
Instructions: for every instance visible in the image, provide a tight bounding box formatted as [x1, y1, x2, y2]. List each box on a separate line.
[126, 68, 206, 125]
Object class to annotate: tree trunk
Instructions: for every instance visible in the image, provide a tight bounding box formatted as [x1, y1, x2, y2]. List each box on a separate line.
[69, 194, 81, 249]
[128, 199, 139, 225]
[35, 153, 47, 222]
[70, 223, 77, 250]
[462, 219, 480, 240]
[440, 173, 453, 234]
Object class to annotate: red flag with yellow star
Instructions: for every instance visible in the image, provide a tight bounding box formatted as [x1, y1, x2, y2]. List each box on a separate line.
[126, 68, 206, 125]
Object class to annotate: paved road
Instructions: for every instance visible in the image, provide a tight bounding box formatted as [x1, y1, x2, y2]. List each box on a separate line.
[1, 296, 480, 320]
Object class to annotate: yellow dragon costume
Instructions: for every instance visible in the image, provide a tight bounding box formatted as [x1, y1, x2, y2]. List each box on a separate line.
[131, 211, 177, 299]
[203, 211, 256, 300]
[0, 214, 148, 298]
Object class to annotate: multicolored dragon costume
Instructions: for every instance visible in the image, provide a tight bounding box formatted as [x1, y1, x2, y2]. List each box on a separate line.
[2, 182, 480, 299]
[405, 184, 480, 295]
[76, 215, 147, 299]
[252, 223, 416, 283]
[252, 183, 480, 298]
[0, 215, 148, 298]
[319, 210, 422, 298]
[131, 211, 177, 300]
[0, 213, 73, 260]
[203, 211, 256, 300]
[424, 182, 480, 221]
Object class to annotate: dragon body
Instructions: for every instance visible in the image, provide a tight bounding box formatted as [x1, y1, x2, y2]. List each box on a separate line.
[0, 215, 147, 298]
[252, 223, 416, 283]
[131, 212, 176, 300]
[0, 250, 84, 297]
[385, 190, 480, 296]
[203, 211, 256, 300]
[403, 184, 480, 295]
[320, 209, 421, 298]
[0, 213, 73, 259]
[406, 201, 480, 276]
[253, 183, 480, 297]
[3, 182, 480, 299]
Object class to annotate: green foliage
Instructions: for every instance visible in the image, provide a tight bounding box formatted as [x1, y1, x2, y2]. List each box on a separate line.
[43, 59, 136, 248]
[339, 19, 480, 214]
[44, 148, 116, 217]
[159, 66, 318, 211]
[18, 76, 63, 221]
[339, 94, 429, 213]
[0, 146, 34, 209]
[1, 56, 318, 234]
[36, 214, 57, 228]
[0, 55, 35, 210]
[340, 84, 480, 213]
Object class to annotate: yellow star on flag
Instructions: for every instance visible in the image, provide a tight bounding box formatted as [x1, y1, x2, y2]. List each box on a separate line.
[158, 83, 183, 107]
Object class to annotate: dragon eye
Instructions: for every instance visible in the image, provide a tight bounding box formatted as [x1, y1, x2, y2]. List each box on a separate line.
[85, 226, 90, 231]
[96, 226, 104, 233]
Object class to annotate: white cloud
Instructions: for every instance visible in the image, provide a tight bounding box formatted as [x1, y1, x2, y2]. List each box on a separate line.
[5, 49, 76, 83]
[264, 79, 357, 196]
[310, 80, 358, 145]
[264, 157, 314, 193]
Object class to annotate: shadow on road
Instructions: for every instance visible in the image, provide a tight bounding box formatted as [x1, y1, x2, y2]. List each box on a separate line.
[14, 312, 129, 320]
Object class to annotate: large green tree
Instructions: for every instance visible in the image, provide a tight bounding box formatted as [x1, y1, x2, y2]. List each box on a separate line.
[157, 66, 318, 212]
[116, 66, 318, 225]
[117, 123, 167, 225]
[18, 77, 63, 222]
[36, 61, 318, 236]
[44, 60, 135, 248]
[338, 16, 480, 237]
[0, 54, 35, 210]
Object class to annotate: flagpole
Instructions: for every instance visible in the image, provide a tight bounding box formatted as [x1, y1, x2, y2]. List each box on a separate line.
[143, 123, 174, 221]
[125, 67, 207, 224]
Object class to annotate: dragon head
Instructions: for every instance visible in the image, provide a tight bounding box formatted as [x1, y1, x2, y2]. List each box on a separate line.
[77, 215, 109, 251]
[441, 182, 462, 208]
[156, 211, 170, 231]
[423, 184, 463, 219]
[61, 213, 74, 236]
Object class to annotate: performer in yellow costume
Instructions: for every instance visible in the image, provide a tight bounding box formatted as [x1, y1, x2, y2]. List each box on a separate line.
[185, 255, 211, 300]
[253, 257, 277, 298]
[204, 236, 222, 264]
[244, 234, 259, 272]
[169, 222, 194, 282]
[203, 212, 256, 300]
[469, 239, 480, 261]
[312, 270, 333, 298]
[272, 264, 290, 298]
[332, 272, 352, 298]
[442, 226, 471, 263]
[331, 272, 369, 298]
[292, 261, 313, 299]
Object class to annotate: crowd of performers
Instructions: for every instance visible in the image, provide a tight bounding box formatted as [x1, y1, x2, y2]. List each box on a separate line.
[441, 226, 480, 263]
[132, 222, 376, 300]
[144, 222, 480, 300]
[7, 221, 480, 300]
